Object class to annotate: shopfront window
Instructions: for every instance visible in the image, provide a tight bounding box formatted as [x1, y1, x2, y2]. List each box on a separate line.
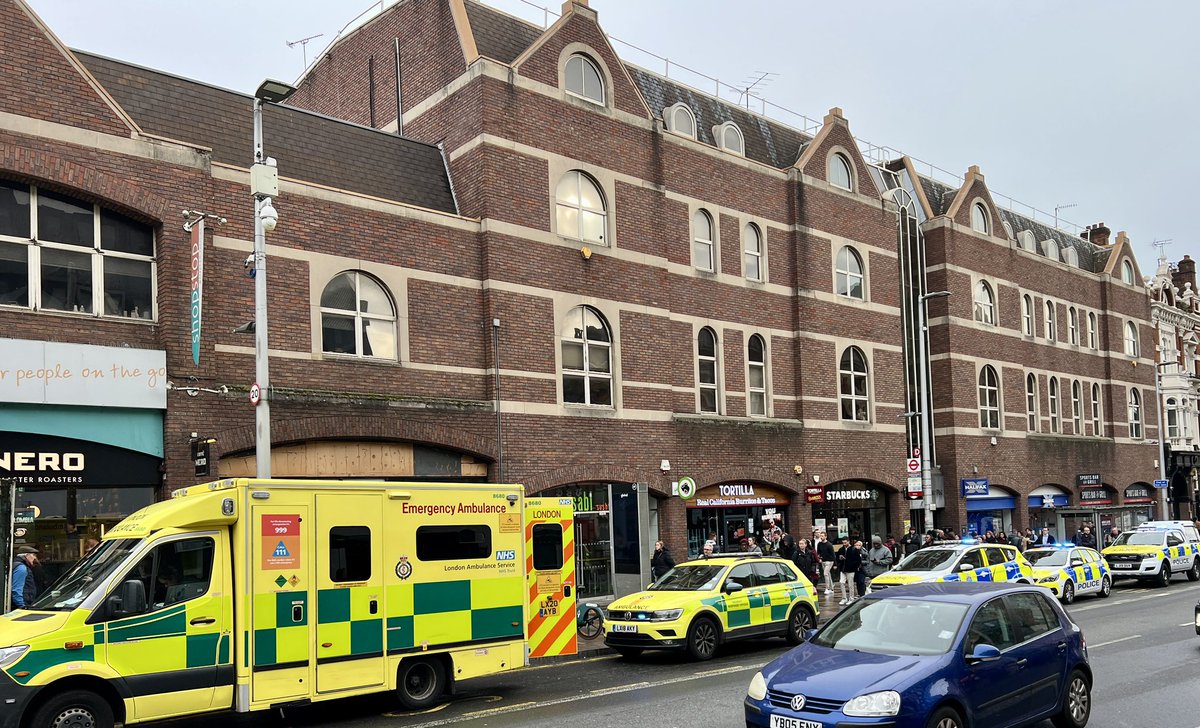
[812, 482, 892, 543]
[548, 483, 612, 598]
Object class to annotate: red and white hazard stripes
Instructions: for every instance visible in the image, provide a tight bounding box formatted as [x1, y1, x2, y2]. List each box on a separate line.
[524, 500, 578, 658]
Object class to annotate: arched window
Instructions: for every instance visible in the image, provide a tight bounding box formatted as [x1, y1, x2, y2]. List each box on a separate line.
[1068, 307, 1079, 345]
[1049, 377, 1061, 433]
[1021, 294, 1034, 336]
[717, 122, 744, 155]
[978, 365, 1000, 429]
[560, 305, 612, 406]
[1002, 220, 1014, 240]
[836, 246, 865, 299]
[320, 271, 397, 359]
[839, 346, 870, 422]
[973, 280, 995, 325]
[1121, 259, 1135, 285]
[1045, 300, 1057, 341]
[1124, 321, 1139, 357]
[668, 104, 695, 137]
[971, 203, 990, 234]
[1090, 383, 1102, 436]
[555, 171, 606, 245]
[1026, 373, 1039, 432]
[1087, 312, 1098, 349]
[1128, 388, 1142, 439]
[748, 334, 767, 416]
[1071, 380, 1082, 434]
[1167, 397, 1180, 440]
[692, 209, 715, 271]
[564, 54, 604, 105]
[1017, 230, 1035, 251]
[697, 326, 720, 413]
[1063, 247, 1079, 267]
[1042, 239, 1059, 261]
[828, 153, 853, 191]
[743, 223, 763, 281]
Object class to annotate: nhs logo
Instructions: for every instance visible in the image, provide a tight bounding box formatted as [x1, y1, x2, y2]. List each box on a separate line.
[496, 550, 516, 561]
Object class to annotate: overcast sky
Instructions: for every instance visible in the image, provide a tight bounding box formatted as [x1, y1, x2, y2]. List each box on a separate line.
[29, 0, 1198, 274]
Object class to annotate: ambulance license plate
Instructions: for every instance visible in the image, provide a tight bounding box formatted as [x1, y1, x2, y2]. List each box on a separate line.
[770, 716, 821, 728]
[611, 624, 638, 633]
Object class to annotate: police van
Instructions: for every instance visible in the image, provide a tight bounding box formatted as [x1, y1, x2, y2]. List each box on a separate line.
[0, 478, 577, 728]
[1101, 520, 1200, 587]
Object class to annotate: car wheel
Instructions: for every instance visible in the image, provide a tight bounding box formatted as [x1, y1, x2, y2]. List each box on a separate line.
[1051, 669, 1091, 728]
[613, 646, 643, 659]
[926, 705, 964, 728]
[1061, 580, 1075, 605]
[686, 617, 719, 661]
[785, 605, 814, 645]
[396, 658, 445, 711]
[29, 690, 115, 728]
[1156, 562, 1171, 588]
[1098, 575, 1112, 598]
[1187, 559, 1200, 582]
[578, 607, 603, 639]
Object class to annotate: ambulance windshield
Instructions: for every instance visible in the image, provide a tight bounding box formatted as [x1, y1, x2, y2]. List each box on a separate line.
[651, 564, 724, 591]
[31, 538, 141, 611]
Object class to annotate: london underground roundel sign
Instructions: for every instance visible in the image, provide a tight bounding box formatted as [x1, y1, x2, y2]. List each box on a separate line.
[677, 476, 697, 500]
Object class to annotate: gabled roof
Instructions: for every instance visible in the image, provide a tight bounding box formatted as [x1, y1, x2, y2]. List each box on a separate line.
[76, 52, 458, 215]
[626, 66, 811, 169]
[463, 0, 543, 63]
[996, 209, 1107, 273]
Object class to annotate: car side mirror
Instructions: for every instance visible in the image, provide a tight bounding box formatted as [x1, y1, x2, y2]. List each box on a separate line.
[968, 644, 1001, 663]
[959, 563, 976, 572]
[723, 580, 745, 594]
[108, 580, 147, 618]
[1070, 559, 1084, 568]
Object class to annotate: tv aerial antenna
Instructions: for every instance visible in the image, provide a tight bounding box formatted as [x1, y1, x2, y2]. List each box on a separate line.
[286, 33, 324, 72]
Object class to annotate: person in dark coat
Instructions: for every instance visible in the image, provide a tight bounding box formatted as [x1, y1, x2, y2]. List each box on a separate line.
[815, 532, 836, 595]
[899, 527, 921, 559]
[651, 541, 675, 580]
[792, 538, 820, 585]
[10, 546, 39, 610]
[1076, 526, 1097, 549]
[776, 533, 797, 562]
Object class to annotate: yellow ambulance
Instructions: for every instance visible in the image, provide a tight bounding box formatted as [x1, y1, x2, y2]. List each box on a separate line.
[0, 478, 577, 728]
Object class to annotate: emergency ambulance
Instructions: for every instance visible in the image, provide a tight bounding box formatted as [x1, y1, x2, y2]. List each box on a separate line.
[1024, 545, 1112, 603]
[0, 478, 578, 728]
[1101, 520, 1200, 587]
[866, 541, 1033, 592]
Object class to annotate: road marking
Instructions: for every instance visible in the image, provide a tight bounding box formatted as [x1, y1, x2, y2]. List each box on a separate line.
[1181, 622, 1196, 627]
[1090, 634, 1140, 648]
[396, 662, 759, 727]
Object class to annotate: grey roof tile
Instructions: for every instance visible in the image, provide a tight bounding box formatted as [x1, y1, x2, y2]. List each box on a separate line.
[464, 0, 544, 63]
[76, 51, 458, 215]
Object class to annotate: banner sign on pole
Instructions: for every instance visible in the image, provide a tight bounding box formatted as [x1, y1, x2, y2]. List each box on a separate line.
[189, 218, 204, 365]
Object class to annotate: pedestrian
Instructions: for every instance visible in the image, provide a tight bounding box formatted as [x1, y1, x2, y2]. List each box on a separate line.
[884, 534, 898, 562]
[1076, 526, 1096, 549]
[84, 537, 101, 556]
[10, 545, 39, 611]
[983, 530, 997, 544]
[865, 535, 893, 585]
[1104, 527, 1120, 548]
[700, 543, 715, 559]
[996, 531, 1009, 546]
[900, 527, 921, 558]
[651, 540, 675, 580]
[744, 536, 763, 556]
[1035, 527, 1056, 546]
[791, 538, 819, 584]
[815, 531, 836, 595]
[921, 533, 935, 549]
[837, 538, 862, 605]
[777, 533, 797, 561]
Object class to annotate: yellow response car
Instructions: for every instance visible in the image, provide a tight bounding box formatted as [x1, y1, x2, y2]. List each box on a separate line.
[867, 541, 1033, 592]
[603, 556, 818, 661]
[1025, 545, 1112, 603]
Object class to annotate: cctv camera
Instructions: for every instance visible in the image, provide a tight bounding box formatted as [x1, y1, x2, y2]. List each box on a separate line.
[243, 254, 257, 279]
[259, 198, 279, 232]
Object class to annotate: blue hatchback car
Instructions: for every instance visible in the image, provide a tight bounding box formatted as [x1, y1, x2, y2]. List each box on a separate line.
[745, 582, 1091, 728]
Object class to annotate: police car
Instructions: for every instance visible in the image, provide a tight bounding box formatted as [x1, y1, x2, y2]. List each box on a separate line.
[867, 540, 1034, 592]
[1101, 520, 1200, 587]
[1024, 544, 1112, 603]
[602, 555, 818, 661]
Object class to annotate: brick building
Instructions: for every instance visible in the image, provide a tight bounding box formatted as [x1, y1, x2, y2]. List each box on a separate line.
[1150, 254, 1200, 519]
[0, 0, 1160, 596]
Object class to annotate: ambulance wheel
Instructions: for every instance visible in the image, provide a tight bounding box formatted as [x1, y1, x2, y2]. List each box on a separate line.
[1155, 562, 1171, 588]
[1061, 580, 1075, 605]
[29, 689, 114, 728]
[1187, 559, 1200, 582]
[1098, 575, 1112, 598]
[396, 658, 445, 711]
[686, 616, 720, 661]
[785, 605, 814, 645]
[1051, 669, 1091, 728]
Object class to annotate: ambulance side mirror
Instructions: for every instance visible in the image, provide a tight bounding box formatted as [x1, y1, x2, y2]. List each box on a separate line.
[109, 580, 147, 618]
[723, 581, 745, 594]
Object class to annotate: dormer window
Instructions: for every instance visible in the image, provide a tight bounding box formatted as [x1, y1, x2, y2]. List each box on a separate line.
[828, 153, 853, 191]
[971, 203, 990, 234]
[716, 122, 744, 155]
[564, 54, 605, 105]
[666, 104, 695, 138]
[1017, 230, 1035, 251]
[1042, 239, 1059, 261]
[1063, 247, 1079, 267]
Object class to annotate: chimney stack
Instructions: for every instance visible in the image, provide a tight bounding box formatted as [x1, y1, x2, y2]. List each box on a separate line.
[1081, 222, 1110, 246]
[1173, 255, 1197, 294]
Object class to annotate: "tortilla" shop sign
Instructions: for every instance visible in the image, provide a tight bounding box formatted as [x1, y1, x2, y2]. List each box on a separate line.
[689, 483, 791, 508]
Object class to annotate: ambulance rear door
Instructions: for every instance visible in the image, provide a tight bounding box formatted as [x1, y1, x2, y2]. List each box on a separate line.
[524, 497, 577, 657]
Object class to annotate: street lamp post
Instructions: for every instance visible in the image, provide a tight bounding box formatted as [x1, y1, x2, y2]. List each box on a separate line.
[917, 290, 951, 532]
[1153, 361, 1170, 519]
[250, 80, 295, 479]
